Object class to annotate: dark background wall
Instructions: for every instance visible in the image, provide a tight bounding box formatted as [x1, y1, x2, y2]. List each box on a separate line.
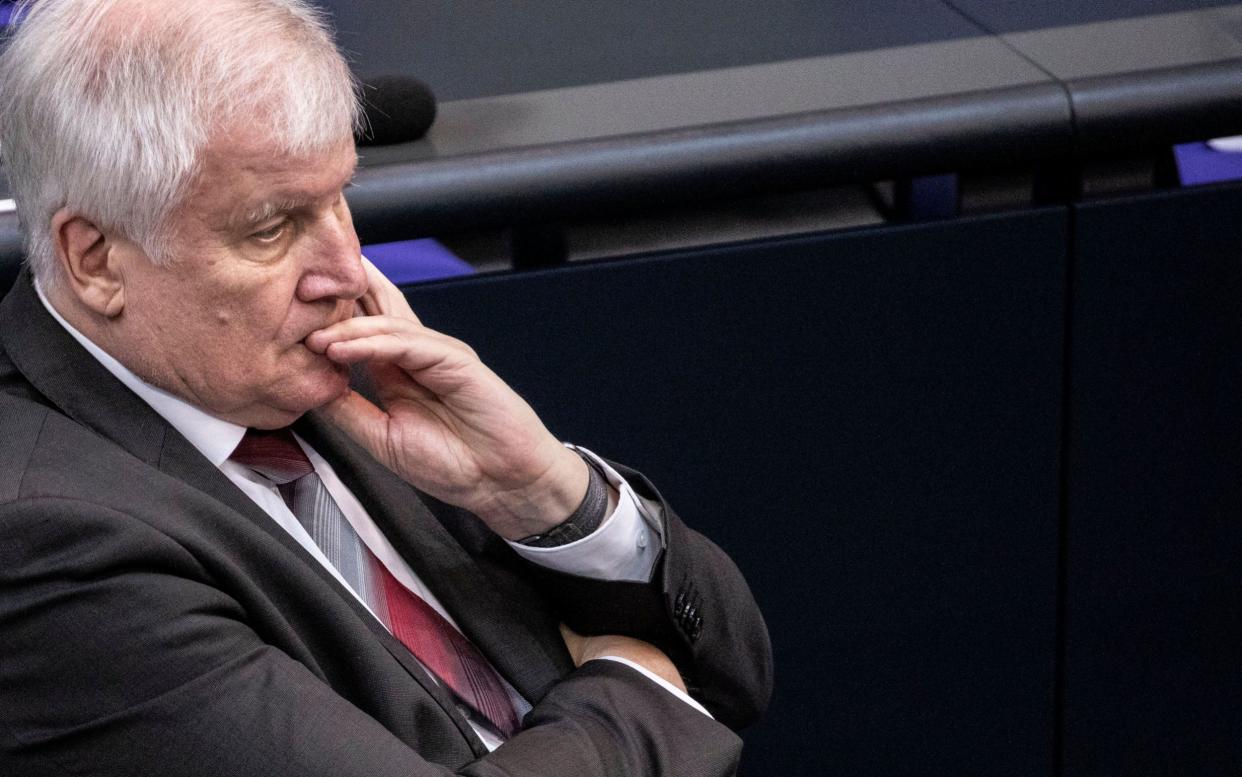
[1063, 184, 1242, 776]
[402, 208, 1070, 775]
[400, 177, 1242, 774]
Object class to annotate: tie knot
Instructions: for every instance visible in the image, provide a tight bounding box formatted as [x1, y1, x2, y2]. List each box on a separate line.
[230, 428, 314, 484]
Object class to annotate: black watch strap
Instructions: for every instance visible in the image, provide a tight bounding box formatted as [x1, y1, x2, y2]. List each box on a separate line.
[518, 454, 610, 547]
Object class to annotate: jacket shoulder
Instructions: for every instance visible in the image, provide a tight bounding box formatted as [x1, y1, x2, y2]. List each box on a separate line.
[0, 392, 149, 507]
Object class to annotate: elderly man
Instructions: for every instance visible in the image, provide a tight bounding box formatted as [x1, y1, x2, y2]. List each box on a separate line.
[0, 1, 770, 775]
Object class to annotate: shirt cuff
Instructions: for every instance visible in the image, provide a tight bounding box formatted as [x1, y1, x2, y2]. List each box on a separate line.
[505, 445, 662, 582]
[592, 656, 714, 719]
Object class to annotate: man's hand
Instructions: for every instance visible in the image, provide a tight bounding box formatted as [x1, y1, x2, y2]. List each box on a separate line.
[560, 625, 688, 693]
[305, 258, 589, 540]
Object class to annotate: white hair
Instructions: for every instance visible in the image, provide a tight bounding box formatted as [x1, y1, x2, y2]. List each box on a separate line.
[0, 0, 361, 288]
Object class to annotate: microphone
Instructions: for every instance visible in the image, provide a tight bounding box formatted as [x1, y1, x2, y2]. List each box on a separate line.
[356, 74, 438, 146]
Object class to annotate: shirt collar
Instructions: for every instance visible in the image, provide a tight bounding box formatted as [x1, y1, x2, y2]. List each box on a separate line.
[35, 281, 246, 466]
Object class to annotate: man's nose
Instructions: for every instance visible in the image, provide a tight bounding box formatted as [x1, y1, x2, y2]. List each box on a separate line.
[297, 211, 367, 302]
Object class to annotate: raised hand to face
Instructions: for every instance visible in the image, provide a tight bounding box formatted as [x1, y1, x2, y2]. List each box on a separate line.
[304, 258, 589, 540]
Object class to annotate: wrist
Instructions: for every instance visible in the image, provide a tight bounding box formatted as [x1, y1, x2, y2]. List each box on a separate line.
[476, 446, 590, 540]
[519, 452, 611, 547]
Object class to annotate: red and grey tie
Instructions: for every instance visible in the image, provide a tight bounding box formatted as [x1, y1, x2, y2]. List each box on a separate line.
[231, 428, 521, 738]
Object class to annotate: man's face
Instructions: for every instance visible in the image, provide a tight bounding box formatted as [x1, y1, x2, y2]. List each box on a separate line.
[109, 130, 366, 428]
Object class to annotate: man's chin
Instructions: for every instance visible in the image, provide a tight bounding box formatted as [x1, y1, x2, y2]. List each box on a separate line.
[300, 361, 352, 407]
[250, 363, 351, 428]
[312, 370, 355, 411]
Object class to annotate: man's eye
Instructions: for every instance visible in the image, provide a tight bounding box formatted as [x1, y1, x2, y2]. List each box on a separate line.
[251, 221, 287, 243]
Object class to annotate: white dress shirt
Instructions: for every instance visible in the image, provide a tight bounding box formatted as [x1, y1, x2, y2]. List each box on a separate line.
[36, 284, 709, 751]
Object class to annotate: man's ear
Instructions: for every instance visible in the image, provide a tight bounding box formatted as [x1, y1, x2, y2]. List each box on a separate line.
[50, 208, 127, 318]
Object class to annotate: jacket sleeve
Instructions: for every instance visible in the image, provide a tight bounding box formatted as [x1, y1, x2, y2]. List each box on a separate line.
[0, 497, 744, 777]
[517, 462, 775, 732]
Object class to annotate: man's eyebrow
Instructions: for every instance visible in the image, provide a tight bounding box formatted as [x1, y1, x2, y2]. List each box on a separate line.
[239, 197, 307, 228]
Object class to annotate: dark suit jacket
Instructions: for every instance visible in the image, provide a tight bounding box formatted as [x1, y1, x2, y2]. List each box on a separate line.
[0, 270, 772, 777]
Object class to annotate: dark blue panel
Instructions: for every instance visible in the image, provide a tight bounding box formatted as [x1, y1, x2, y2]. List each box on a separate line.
[313, 0, 983, 100]
[1067, 185, 1242, 776]
[948, 0, 1241, 33]
[404, 210, 1066, 775]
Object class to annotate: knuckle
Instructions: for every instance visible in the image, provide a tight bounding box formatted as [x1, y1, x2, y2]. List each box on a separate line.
[446, 337, 477, 360]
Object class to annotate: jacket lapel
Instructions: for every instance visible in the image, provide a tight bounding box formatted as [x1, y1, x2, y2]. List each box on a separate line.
[154, 425, 482, 748]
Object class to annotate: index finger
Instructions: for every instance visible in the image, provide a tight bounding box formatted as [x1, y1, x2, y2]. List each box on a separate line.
[356, 255, 421, 323]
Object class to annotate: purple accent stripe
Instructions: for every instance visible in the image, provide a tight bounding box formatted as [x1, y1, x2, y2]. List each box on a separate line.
[363, 239, 474, 285]
[1174, 141, 1242, 186]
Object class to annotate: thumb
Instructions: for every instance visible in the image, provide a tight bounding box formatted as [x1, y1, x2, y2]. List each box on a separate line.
[320, 388, 392, 459]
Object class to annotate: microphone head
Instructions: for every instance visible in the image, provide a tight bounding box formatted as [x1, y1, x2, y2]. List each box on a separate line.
[357, 74, 437, 146]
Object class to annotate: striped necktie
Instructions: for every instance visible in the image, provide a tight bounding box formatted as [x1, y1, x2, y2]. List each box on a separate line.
[230, 428, 520, 738]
